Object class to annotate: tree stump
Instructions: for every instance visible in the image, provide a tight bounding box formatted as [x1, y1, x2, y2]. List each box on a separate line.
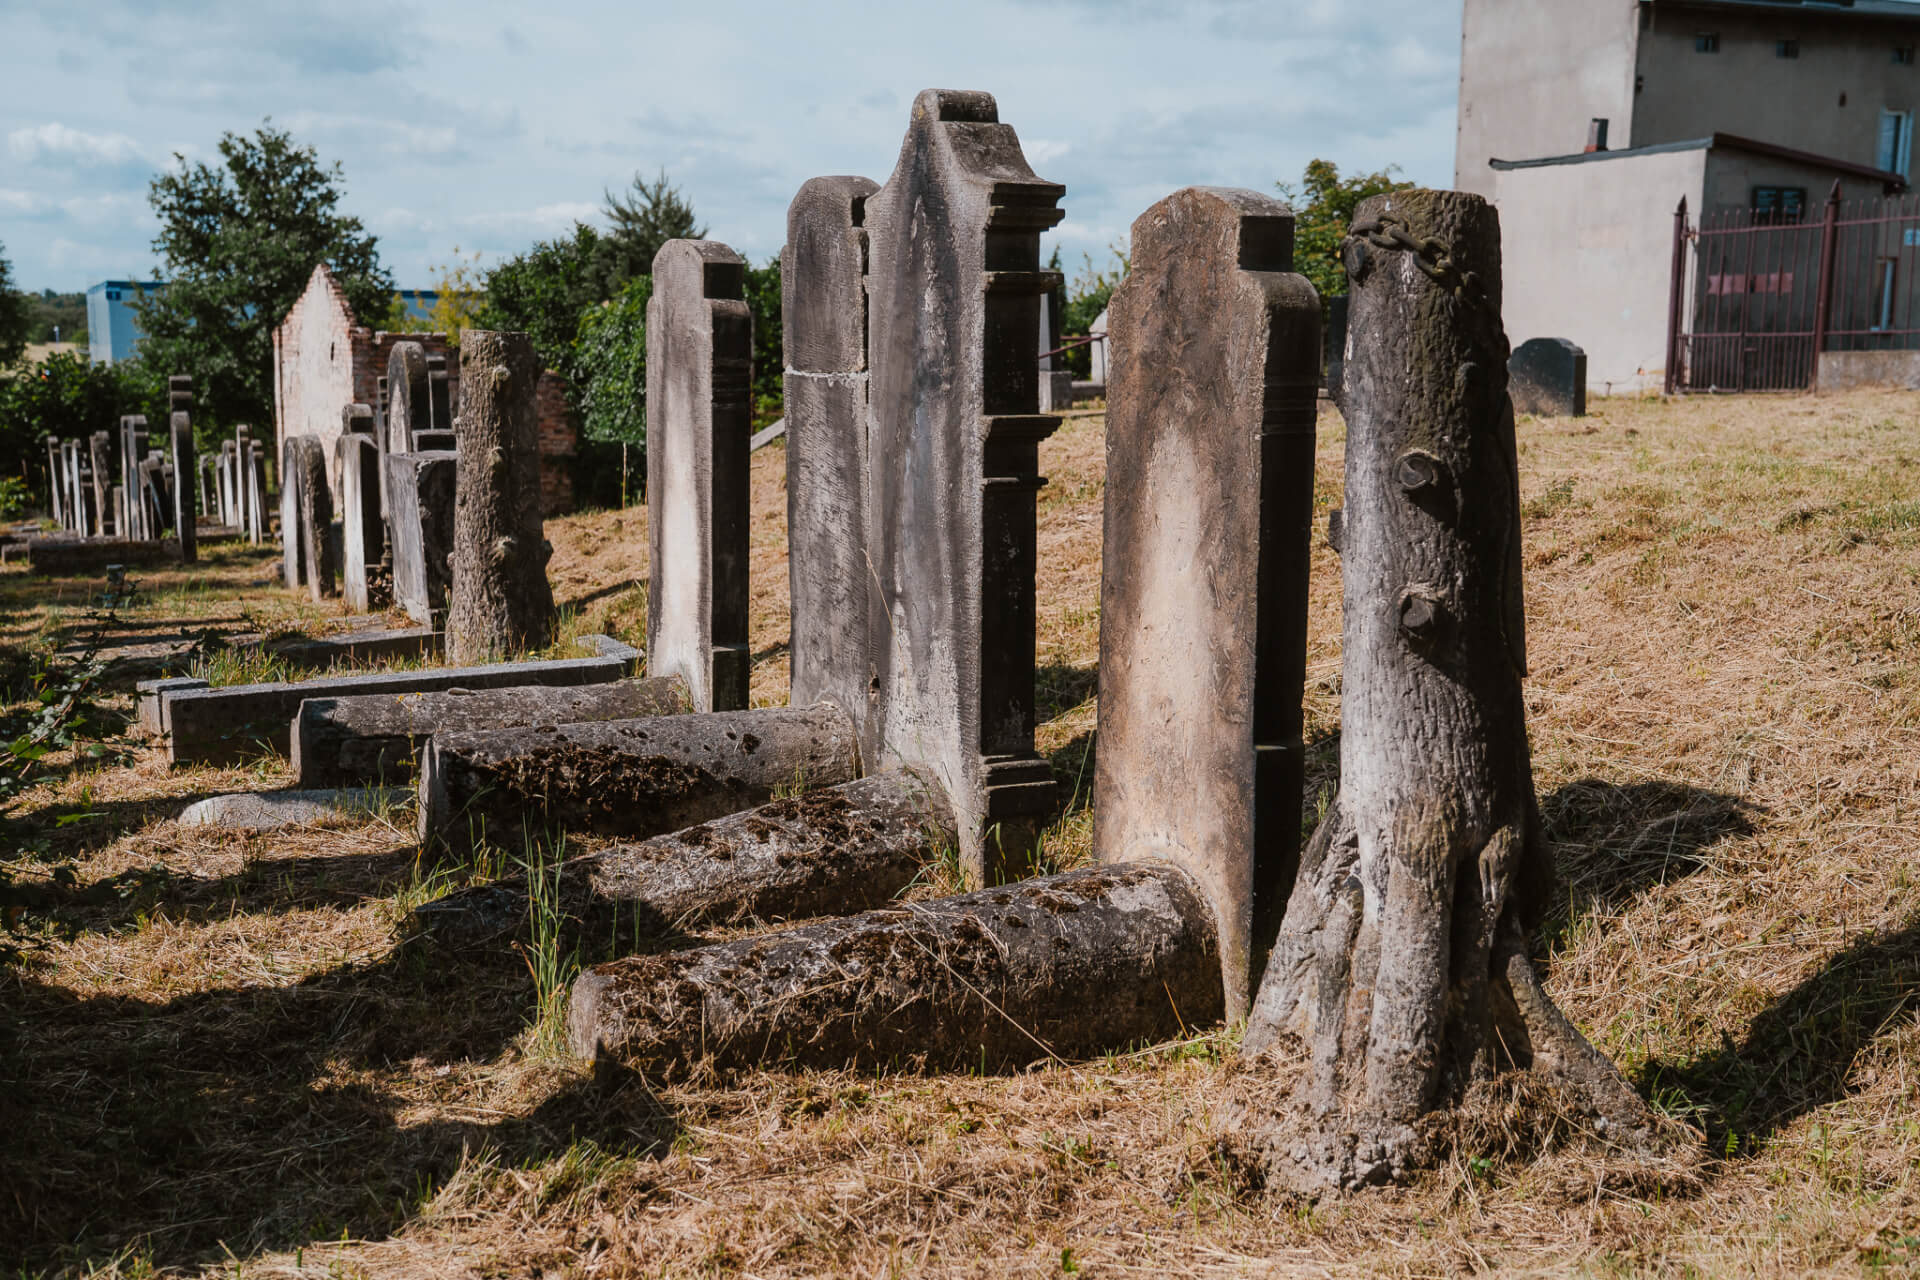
[1229, 190, 1666, 1194]
[448, 330, 554, 663]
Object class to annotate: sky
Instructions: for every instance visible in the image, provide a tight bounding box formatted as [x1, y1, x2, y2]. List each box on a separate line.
[0, 0, 1462, 294]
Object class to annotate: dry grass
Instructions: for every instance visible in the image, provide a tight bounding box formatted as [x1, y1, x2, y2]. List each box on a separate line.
[4, 390, 1920, 1276]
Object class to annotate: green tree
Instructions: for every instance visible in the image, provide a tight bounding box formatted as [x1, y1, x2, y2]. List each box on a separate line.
[135, 123, 393, 430]
[0, 352, 166, 498]
[743, 257, 782, 426]
[591, 170, 705, 296]
[1278, 158, 1414, 320]
[482, 224, 604, 381]
[573, 275, 654, 448]
[0, 244, 30, 367]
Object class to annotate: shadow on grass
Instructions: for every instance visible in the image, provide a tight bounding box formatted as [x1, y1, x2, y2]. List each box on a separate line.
[1542, 776, 1758, 913]
[1641, 913, 1920, 1155]
[1035, 661, 1096, 724]
[0, 934, 682, 1274]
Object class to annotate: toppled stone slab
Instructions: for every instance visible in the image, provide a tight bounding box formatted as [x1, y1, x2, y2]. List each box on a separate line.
[292, 675, 688, 788]
[27, 539, 181, 575]
[115, 625, 442, 686]
[411, 769, 952, 948]
[158, 635, 642, 766]
[416, 702, 859, 853]
[566, 861, 1223, 1074]
[177, 788, 393, 830]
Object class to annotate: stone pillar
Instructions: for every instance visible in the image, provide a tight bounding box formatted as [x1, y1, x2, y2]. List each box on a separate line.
[783, 174, 878, 723]
[217, 442, 235, 527]
[45, 436, 64, 529]
[645, 239, 753, 713]
[448, 330, 555, 663]
[247, 443, 267, 545]
[386, 342, 430, 458]
[170, 376, 197, 562]
[234, 425, 253, 538]
[374, 374, 391, 519]
[386, 450, 457, 624]
[863, 88, 1063, 884]
[339, 405, 381, 612]
[127, 418, 150, 539]
[292, 434, 336, 600]
[1093, 187, 1321, 1020]
[64, 442, 88, 537]
[281, 438, 304, 588]
[90, 433, 112, 539]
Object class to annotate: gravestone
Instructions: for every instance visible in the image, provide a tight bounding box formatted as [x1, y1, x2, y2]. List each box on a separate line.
[783, 174, 878, 722]
[426, 352, 453, 433]
[292, 435, 336, 600]
[45, 436, 64, 529]
[862, 87, 1062, 883]
[386, 342, 430, 460]
[338, 405, 381, 612]
[1089, 306, 1110, 385]
[1326, 293, 1350, 405]
[386, 450, 457, 624]
[1037, 290, 1073, 412]
[217, 442, 235, 527]
[374, 374, 392, 519]
[448, 330, 554, 662]
[169, 376, 196, 562]
[1093, 185, 1321, 1019]
[234, 425, 253, 537]
[280, 438, 304, 588]
[64, 441, 89, 537]
[248, 442, 267, 544]
[90, 433, 112, 538]
[1508, 336, 1587, 417]
[646, 239, 753, 713]
[123, 417, 149, 539]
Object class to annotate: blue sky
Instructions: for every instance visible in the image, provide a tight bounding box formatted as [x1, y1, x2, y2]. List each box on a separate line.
[0, 0, 1461, 293]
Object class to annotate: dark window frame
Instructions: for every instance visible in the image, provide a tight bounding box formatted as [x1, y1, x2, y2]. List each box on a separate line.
[1897, 46, 1916, 65]
[1776, 38, 1800, 59]
[1696, 31, 1721, 53]
[1752, 186, 1809, 224]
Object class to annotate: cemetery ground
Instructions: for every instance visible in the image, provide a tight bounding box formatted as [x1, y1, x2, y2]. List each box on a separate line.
[2, 390, 1918, 1278]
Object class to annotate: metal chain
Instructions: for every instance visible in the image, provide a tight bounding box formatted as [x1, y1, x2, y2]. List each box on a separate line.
[1346, 215, 1494, 313]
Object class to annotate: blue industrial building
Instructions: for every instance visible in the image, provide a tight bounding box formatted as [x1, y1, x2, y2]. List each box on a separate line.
[85, 281, 163, 366]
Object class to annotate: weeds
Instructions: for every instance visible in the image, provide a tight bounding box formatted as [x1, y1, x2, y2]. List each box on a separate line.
[513, 830, 579, 1055]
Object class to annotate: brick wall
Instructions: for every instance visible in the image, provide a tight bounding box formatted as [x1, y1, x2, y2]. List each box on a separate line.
[272, 264, 577, 515]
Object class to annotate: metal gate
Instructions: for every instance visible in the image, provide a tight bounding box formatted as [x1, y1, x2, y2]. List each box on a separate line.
[1667, 184, 1920, 393]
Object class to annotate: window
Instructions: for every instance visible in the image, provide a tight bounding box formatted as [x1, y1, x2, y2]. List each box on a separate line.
[1874, 257, 1899, 330]
[106, 290, 120, 301]
[1777, 39, 1799, 59]
[1897, 46, 1915, 65]
[1880, 109, 1913, 176]
[1753, 186, 1809, 222]
[1695, 32, 1720, 53]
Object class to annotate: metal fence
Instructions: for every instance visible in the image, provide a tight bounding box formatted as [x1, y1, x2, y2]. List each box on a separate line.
[1665, 183, 1920, 393]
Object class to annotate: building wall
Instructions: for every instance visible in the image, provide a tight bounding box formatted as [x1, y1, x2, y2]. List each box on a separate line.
[1493, 146, 1709, 393]
[1456, 0, 1641, 197]
[1634, 6, 1920, 170]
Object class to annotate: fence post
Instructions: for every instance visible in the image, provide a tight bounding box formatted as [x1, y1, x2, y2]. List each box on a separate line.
[1664, 196, 1689, 395]
[1810, 180, 1842, 392]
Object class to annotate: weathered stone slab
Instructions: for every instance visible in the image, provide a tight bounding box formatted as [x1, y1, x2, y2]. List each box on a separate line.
[177, 788, 392, 831]
[247, 442, 267, 545]
[129, 626, 443, 718]
[160, 636, 640, 766]
[27, 539, 180, 576]
[292, 675, 688, 788]
[338, 424, 382, 612]
[137, 676, 209, 737]
[863, 88, 1063, 883]
[90, 433, 113, 539]
[416, 703, 858, 852]
[646, 239, 753, 714]
[386, 450, 457, 624]
[292, 435, 336, 601]
[412, 769, 951, 947]
[566, 861, 1222, 1073]
[280, 437, 303, 588]
[1508, 336, 1587, 417]
[1093, 186, 1321, 1019]
[783, 175, 878, 724]
[385, 342, 430, 456]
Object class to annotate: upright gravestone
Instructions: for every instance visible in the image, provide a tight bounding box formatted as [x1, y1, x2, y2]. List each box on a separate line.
[1508, 336, 1587, 417]
[448, 331, 554, 661]
[169, 376, 197, 562]
[1093, 186, 1321, 1019]
[374, 374, 392, 519]
[234, 425, 253, 538]
[386, 450, 457, 624]
[45, 436, 64, 530]
[339, 405, 382, 612]
[129, 417, 151, 539]
[1089, 306, 1110, 386]
[646, 239, 753, 713]
[386, 342, 431, 463]
[784, 175, 879, 722]
[1036, 290, 1072, 412]
[90, 433, 112, 538]
[426, 352, 453, 434]
[281, 438, 304, 589]
[292, 435, 336, 601]
[217, 441, 236, 527]
[247, 442, 267, 545]
[863, 88, 1062, 884]
[1326, 294, 1350, 406]
[64, 441, 88, 537]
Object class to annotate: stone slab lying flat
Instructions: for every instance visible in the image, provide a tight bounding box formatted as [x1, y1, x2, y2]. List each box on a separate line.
[411, 769, 952, 947]
[159, 635, 642, 766]
[177, 788, 393, 830]
[27, 539, 182, 575]
[112, 625, 442, 686]
[292, 675, 689, 788]
[416, 702, 859, 852]
[567, 861, 1223, 1074]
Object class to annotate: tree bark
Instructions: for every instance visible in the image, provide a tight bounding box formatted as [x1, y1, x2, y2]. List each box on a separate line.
[1232, 190, 1658, 1194]
[568, 861, 1222, 1074]
[416, 702, 860, 853]
[291, 675, 688, 788]
[411, 768, 953, 948]
[448, 330, 555, 663]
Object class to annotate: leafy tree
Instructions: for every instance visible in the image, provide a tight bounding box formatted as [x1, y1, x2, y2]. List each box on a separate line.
[591, 170, 705, 296]
[1057, 243, 1128, 379]
[482, 224, 604, 381]
[1277, 158, 1414, 321]
[136, 123, 393, 430]
[0, 352, 166, 498]
[0, 244, 29, 367]
[26, 291, 87, 346]
[573, 275, 654, 448]
[743, 257, 783, 426]
[386, 247, 489, 343]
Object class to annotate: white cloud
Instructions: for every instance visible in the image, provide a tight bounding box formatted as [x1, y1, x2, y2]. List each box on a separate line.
[8, 122, 146, 167]
[0, 188, 52, 215]
[457, 202, 601, 234]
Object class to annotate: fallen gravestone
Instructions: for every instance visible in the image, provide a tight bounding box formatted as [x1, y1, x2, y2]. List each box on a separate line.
[1508, 336, 1587, 417]
[178, 788, 392, 831]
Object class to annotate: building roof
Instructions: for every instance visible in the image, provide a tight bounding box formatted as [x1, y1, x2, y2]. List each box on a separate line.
[1646, 0, 1920, 24]
[1490, 131, 1910, 189]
